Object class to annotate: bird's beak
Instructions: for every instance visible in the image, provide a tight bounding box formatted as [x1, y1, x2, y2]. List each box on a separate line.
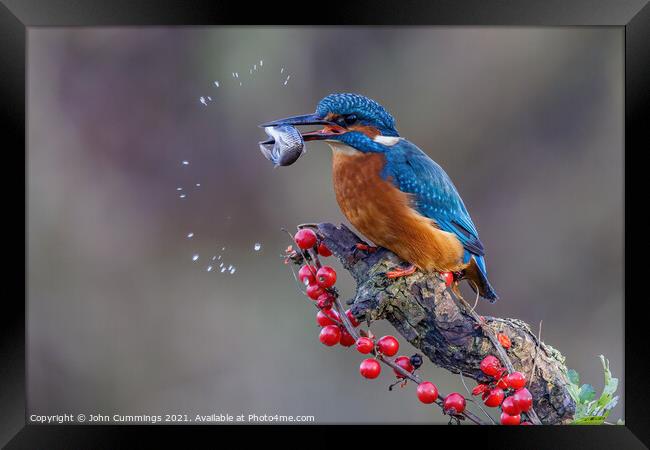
[259, 113, 347, 141]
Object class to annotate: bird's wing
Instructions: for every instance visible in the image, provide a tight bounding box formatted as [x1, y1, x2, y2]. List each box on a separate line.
[382, 139, 485, 257]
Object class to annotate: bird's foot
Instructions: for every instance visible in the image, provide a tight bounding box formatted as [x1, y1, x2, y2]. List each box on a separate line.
[386, 264, 417, 279]
[351, 242, 378, 261]
[355, 243, 378, 253]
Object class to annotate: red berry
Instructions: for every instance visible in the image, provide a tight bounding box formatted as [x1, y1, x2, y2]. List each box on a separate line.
[294, 229, 317, 249]
[483, 388, 505, 407]
[377, 335, 400, 357]
[306, 284, 324, 300]
[356, 337, 374, 354]
[359, 358, 381, 379]
[345, 309, 360, 327]
[316, 309, 339, 327]
[501, 395, 521, 416]
[480, 355, 502, 377]
[393, 355, 414, 378]
[500, 412, 521, 425]
[496, 377, 509, 389]
[513, 388, 533, 412]
[505, 372, 527, 390]
[317, 242, 332, 257]
[472, 384, 489, 396]
[298, 265, 317, 285]
[443, 393, 466, 415]
[339, 328, 356, 347]
[441, 271, 454, 287]
[316, 293, 334, 310]
[319, 325, 341, 346]
[416, 381, 439, 404]
[316, 266, 337, 288]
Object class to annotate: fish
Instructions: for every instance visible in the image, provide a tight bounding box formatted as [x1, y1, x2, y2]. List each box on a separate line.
[259, 125, 305, 167]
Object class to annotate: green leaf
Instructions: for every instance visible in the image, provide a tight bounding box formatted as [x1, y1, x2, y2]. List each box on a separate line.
[568, 355, 621, 422]
[567, 383, 581, 403]
[571, 415, 607, 425]
[579, 384, 596, 403]
[600, 355, 619, 398]
[567, 369, 580, 385]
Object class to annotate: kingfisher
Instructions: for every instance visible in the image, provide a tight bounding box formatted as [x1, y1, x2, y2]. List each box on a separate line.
[261, 93, 498, 301]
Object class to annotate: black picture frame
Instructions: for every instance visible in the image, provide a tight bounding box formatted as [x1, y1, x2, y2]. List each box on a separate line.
[2, 0, 647, 447]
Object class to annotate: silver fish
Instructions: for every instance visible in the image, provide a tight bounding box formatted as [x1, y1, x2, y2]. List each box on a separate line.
[259, 125, 305, 167]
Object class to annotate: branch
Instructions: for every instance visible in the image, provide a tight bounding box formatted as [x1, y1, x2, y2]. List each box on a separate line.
[317, 223, 576, 425]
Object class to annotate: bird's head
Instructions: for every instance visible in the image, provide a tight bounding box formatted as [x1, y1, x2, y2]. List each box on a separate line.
[260, 93, 399, 152]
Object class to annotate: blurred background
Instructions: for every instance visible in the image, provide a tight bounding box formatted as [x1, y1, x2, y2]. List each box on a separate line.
[27, 27, 623, 424]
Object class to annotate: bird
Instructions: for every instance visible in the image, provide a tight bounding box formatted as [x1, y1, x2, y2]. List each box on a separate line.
[261, 93, 498, 301]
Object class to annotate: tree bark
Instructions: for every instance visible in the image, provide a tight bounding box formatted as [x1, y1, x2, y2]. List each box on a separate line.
[317, 222, 576, 425]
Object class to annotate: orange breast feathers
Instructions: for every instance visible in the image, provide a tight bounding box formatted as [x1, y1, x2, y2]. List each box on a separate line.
[331, 147, 465, 272]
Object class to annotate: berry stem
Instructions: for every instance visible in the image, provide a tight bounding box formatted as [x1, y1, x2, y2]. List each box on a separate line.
[459, 371, 496, 424]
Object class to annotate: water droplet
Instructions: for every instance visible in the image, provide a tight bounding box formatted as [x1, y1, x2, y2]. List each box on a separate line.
[239, 81, 242, 86]
[260, 60, 263, 67]
[182, 160, 189, 165]
[228, 265, 233, 271]
[230, 267, 236, 274]
[206, 265, 213, 272]
[221, 267, 226, 273]
[253, 64, 257, 71]
[195, 183, 201, 187]
[176, 187, 183, 191]
[221, 247, 226, 251]
[187, 232, 194, 238]
[179, 194, 187, 199]
[207, 96, 212, 101]
[192, 254, 199, 262]
[280, 67, 284, 74]
[199, 96, 207, 106]
[219, 263, 224, 268]
[254, 243, 262, 251]
[211, 255, 217, 261]
[214, 80, 220, 87]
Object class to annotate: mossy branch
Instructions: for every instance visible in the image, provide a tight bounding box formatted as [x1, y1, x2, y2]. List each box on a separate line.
[318, 222, 576, 425]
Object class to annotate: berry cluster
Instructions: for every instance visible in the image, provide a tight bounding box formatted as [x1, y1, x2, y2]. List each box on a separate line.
[472, 355, 534, 425]
[289, 227, 480, 423]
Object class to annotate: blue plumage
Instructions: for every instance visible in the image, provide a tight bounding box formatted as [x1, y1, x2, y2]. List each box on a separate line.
[316, 93, 399, 137]
[382, 140, 498, 300]
[382, 140, 484, 255]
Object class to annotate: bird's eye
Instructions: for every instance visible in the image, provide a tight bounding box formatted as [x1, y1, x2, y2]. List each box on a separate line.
[344, 114, 357, 126]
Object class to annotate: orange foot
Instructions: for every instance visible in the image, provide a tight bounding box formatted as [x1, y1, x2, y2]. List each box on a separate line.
[386, 264, 417, 279]
[355, 243, 377, 253]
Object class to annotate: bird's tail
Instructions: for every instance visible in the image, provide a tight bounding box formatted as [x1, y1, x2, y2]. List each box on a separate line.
[465, 253, 499, 302]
